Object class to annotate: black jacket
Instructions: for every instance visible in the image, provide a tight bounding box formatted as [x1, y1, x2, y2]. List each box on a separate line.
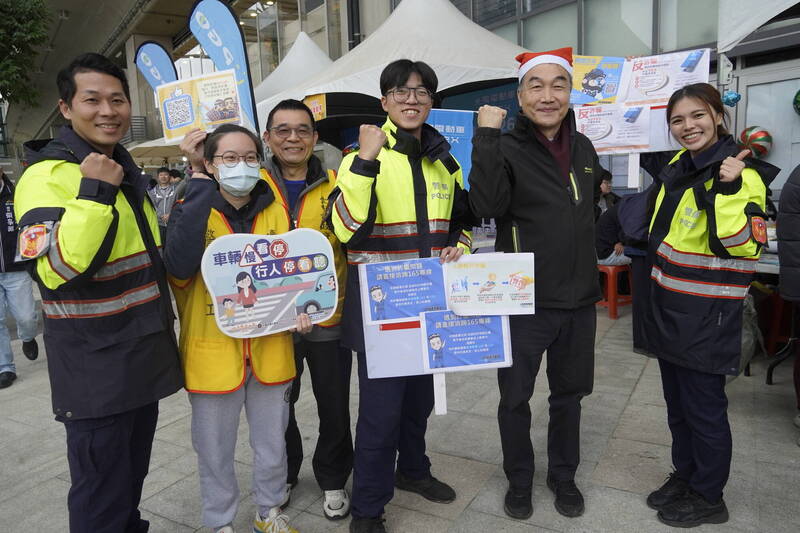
[778, 164, 800, 302]
[0, 174, 24, 273]
[596, 204, 625, 259]
[18, 127, 182, 419]
[469, 111, 603, 309]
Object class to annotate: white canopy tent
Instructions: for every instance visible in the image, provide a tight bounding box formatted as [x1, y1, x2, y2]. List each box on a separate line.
[253, 31, 333, 104]
[256, 0, 528, 132]
[717, 0, 797, 53]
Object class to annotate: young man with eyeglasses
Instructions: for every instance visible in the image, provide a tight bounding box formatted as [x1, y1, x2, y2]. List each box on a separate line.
[331, 59, 474, 533]
[260, 99, 354, 520]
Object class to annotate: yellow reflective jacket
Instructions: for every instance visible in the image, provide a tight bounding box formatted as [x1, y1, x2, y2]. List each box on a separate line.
[260, 155, 346, 334]
[14, 127, 182, 419]
[166, 180, 294, 393]
[646, 137, 779, 374]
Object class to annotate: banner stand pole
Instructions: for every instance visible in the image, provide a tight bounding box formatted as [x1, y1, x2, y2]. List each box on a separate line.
[433, 373, 447, 415]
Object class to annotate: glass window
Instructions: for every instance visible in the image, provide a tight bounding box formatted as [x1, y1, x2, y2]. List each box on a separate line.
[658, 0, 718, 52]
[522, 3, 578, 52]
[584, 0, 651, 56]
[492, 21, 518, 44]
[475, 0, 516, 26]
[522, 0, 574, 13]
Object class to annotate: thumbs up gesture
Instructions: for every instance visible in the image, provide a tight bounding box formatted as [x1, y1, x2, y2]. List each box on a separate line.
[719, 150, 749, 183]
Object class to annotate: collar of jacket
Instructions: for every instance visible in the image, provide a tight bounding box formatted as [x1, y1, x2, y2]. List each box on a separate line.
[661, 135, 781, 190]
[209, 178, 276, 219]
[23, 126, 148, 189]
[264, 153, 326, 187]
[511, 109, 576, 147]
[381, 117, 453, 162]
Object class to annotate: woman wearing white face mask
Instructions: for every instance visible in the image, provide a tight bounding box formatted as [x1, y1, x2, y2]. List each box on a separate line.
[166, 124, 311, 533]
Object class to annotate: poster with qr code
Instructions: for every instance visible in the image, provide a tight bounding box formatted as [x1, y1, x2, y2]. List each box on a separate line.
[157, 69, 241, 141]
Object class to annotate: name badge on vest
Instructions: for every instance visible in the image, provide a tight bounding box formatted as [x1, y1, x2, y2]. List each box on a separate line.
[201, 228, 338, 338]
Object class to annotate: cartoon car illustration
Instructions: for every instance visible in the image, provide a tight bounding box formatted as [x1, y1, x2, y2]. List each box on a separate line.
[294, 272, 337, 315]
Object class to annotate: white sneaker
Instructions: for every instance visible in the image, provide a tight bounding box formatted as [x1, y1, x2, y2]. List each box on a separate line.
[793, 413, 800, 429]
[215, 527, 234, 533]
[322, 488, 351, 520]
[253, 507, 297, 533]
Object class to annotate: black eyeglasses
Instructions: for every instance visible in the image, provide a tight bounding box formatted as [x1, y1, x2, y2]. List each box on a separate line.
[212, 151, 261, 168]
[386, 86, 433, 104]
[269, 126, 315, 139]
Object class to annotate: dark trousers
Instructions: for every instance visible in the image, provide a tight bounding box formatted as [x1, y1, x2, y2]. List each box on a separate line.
[498, 305, 596, 489]
[351, 351, 434, 518]
[285, 338, 354, 490]
[62, 402, 159, 533]
[630, 255, 651, 352]
[658, 358, 731, 502]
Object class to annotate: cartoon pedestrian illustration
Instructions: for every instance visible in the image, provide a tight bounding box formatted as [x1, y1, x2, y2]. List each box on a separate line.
[235, 272, 257, 318]
[428, 333, 446, 369]
[221, 297, 236, 327]
[369, 284, 387, 321]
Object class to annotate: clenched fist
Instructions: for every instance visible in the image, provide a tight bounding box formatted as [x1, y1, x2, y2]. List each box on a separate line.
[719, 150, 749, 183]
[477, 105, 507, 129]
[80, 153, 124, 186]
[358, 124, 387, 161]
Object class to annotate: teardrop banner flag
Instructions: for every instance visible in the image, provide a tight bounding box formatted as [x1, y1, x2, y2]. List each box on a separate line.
[201, 229, 338, 338]
[189, 0, 259, 133]
[134, 41, 178, 91]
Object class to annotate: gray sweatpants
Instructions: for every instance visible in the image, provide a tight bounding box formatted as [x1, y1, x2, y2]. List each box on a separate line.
[189, 369, 291, 528]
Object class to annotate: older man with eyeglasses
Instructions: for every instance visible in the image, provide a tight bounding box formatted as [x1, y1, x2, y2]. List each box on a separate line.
[260, 99, 354, 521]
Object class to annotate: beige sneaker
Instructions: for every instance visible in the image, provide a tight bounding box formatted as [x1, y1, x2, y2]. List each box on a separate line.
[253, 507, 298, 533]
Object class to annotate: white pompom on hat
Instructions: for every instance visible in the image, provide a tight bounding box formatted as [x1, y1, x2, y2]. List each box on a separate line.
[516, 47, 574, 81]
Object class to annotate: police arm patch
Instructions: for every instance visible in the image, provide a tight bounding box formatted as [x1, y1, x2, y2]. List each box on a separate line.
[751, 216, 767, 245]
[17, 222, 54, 261]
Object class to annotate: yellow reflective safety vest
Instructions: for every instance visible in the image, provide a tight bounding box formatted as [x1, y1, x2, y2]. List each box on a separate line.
[330, 119, 474, 352]
[14, 127, 183, 419]
[260, 156, 346, 331]
[646, 137, 778, 375]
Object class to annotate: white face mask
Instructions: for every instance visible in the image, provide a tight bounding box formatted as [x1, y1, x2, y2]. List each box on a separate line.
[217, 161, 260, 197]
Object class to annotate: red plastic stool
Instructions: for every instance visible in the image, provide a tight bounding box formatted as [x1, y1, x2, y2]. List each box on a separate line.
[597, 264, 633, 319]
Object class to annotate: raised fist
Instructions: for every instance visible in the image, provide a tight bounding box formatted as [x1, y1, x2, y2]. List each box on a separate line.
[358, 124, 387, 161]
[80, 153, 124, 186]
[477, 105, 507, 129]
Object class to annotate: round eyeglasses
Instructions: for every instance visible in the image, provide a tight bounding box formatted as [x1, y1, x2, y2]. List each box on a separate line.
[386, 86, 433, 104]
[212, 151, 261, 168]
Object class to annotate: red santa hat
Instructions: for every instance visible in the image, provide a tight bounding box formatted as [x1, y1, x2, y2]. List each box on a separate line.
[516, 47, 573, 81]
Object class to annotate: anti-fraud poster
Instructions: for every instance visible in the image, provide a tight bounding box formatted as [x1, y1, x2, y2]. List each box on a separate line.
[571, 55, 625, 106]
[617, 49, 710, 107]
[575, 104, 651, 154]
[200, 229, 337, 337]
[445, 253, 535, 316]
[420, 311, 511, 373]
[360, 257, 446, 325]
[157, 69, 241, 141]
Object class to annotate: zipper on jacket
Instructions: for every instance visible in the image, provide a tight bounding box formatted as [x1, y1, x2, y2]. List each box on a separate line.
[511, 222, 521, 253]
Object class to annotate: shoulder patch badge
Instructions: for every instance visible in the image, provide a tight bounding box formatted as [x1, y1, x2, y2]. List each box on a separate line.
[18, 223, 52, 260]
[751, 216, 767, 245]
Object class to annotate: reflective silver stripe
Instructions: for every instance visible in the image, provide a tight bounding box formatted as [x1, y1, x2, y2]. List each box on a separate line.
[458, 233, 472, 248]
[650, 266, 748, 299]
[334, 194, 361, 233]
[347, 250, 421, 263]
[370, 222, 417, 238]
[656, 242, 756, 273]
[93, 251, 152, 280]
[42, 282, 161, 319]
[47, 223, 79, 281]
[429, 219, 450, 233]
[720, 223, 751, 248]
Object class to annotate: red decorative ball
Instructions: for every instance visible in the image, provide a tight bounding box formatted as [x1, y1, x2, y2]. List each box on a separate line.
[737, 127, 772, 158]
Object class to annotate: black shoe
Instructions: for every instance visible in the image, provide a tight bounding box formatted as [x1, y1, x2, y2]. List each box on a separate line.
[647, 472, 690, 510]
[546, 476, 585, 517]
[22, 339, 38, 361]
[0, 371, 17, 389]
[657, 490, 728, 528]
[503, 485, 532, 519]
[349, 516, 387, 533]
[395, 471, 456, 503]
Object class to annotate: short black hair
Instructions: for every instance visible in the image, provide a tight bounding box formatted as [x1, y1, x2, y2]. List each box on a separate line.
[380, 59, 438, 95]
[203, 124, 264, 162]
[57, 53, 131, 106]
[157, 167, 170, 175]
[266, 99, 315, 131]
[169, 168, 183, 179]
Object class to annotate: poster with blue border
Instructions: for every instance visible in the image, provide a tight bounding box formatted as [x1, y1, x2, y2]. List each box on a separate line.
[420, 311, 511, 373]
[426, 109, 474, 189]
[200, 228, 337, 337]
[360, 257, 446, 325]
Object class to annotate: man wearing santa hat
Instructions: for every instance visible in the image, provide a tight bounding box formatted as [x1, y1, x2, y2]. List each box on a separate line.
[468, 47, 604, 520]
